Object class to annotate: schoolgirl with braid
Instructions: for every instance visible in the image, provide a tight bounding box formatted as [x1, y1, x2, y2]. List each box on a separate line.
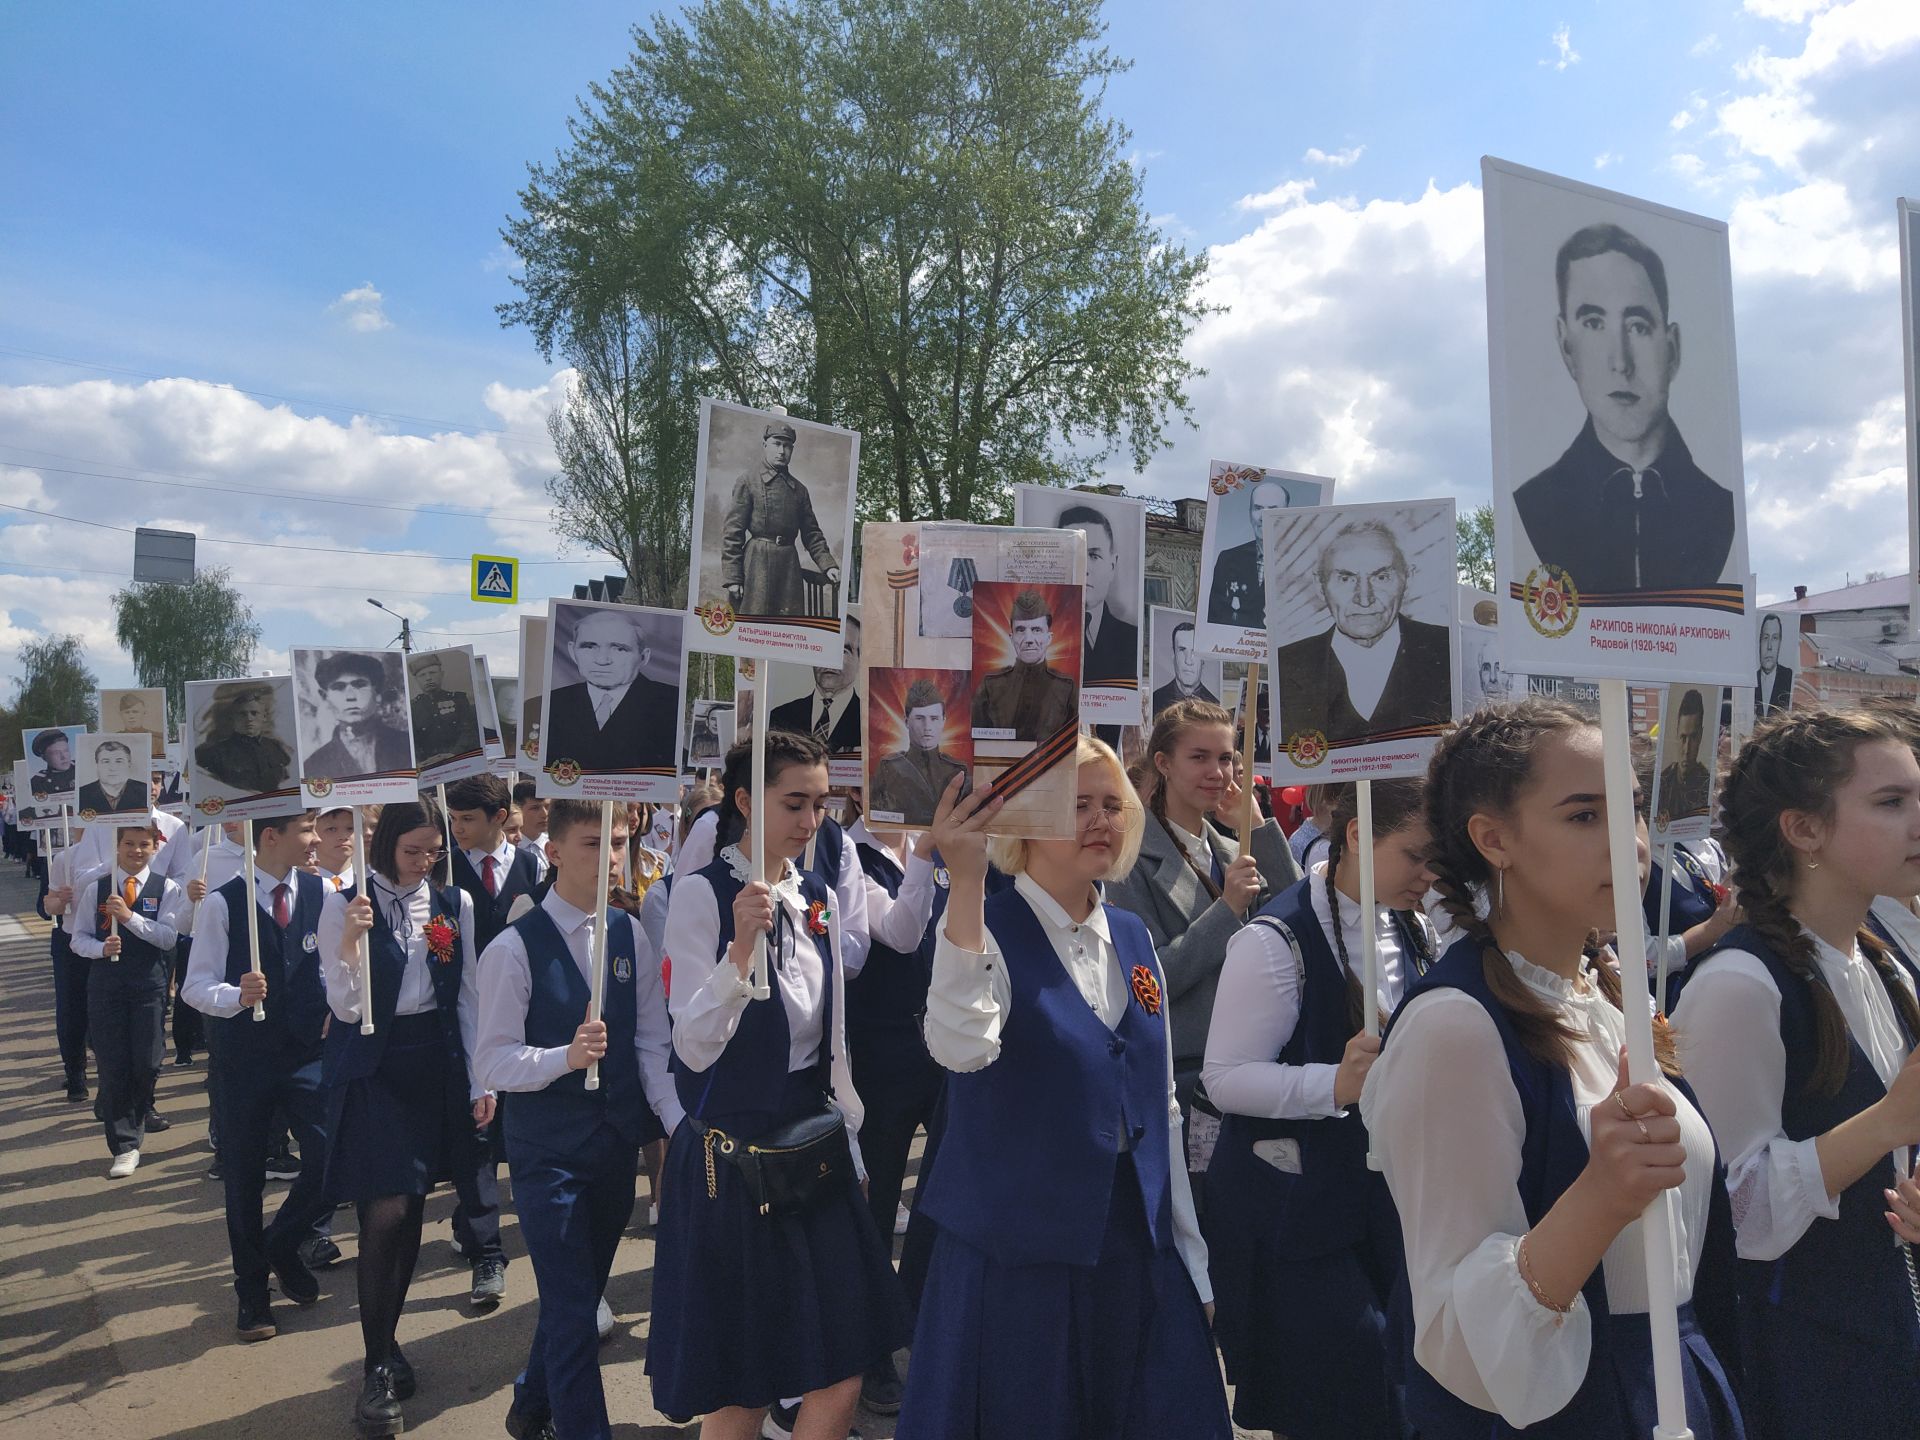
[1363, 700, 1746, 1438]
[1674, 707, 1920, 1439]
[1201, 779, 1437, 1439]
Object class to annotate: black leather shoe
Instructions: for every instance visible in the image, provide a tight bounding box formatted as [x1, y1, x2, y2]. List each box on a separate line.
[354, 1366, 404, 1438]
[504, 1397, 555, 1439]
[272, 1250, 320, 1306]
[236, 1297, 276, 1343]
[298, 1235, 342, 1270]
[388, 1344, 415, 1400]
[143, 1111, 171, 1133]
[862, 1351, 905, 1413]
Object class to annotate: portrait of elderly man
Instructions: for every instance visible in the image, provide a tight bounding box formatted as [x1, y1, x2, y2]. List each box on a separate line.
[972, 589, 1077, 741]
[870, 677, 970, 826]
[544, 608, 678, 772]
[1756, 612, 1795, 717]
[303, 653, 413, 780]
[1657, 687, 1713, 824]
[1512, 222, 1735, 596]
[77, 739, 148, 816]
[769, 614, 863, 750]
[720, 418, 842, 617]
[1273, 520, 1451, 745]
[1206, 477, 1294, 631]
[1058, 504, 1138, 689]
[1151, 619, 1218, 716]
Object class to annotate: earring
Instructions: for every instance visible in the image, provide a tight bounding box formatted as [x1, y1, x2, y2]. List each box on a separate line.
[1496, 867, 1506, 910]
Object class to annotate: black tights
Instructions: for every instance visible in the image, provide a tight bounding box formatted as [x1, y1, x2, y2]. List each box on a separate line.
[355, 1193, 425, 1371]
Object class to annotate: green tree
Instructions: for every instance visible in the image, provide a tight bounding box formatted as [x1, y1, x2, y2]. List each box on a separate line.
[1457, 503, 1496, 592]
[0, 634, 99, 765]
[110, 568, 260, 728]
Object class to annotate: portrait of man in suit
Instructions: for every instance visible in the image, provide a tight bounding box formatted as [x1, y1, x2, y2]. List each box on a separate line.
[1273, 519, 1452, 747]
[1057, 504, 1138, 691]
[1657, 687, 1713, 824]
[1756, 612, 1794, 717]
[301, 652, 414, 781]
[972, 589, 1078, 742]
[77, 738, 148, 817]
[768, 614, 862, 752]
[1151, 619, 1219, 717]
[543, 607, 678, 772]
[868, 677, 970, 826]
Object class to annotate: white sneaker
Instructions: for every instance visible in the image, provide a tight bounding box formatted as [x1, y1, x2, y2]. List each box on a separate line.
[648, 1202, 660, 1228]
[894, 1202, 911, 1236]
[595, 1295, 614, 1341]
[108, 1150, 140, 1178]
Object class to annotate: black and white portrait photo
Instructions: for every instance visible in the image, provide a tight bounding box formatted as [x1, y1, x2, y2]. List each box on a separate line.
[538, 599, 686, 802]
[518, 614, 547, 766]
[75, 732, 153, 818]
[11, 760, 67, 830]
[1486, 158, 1751, 685]
[184, 675, 306, 819]
[1195, 460, 1335, 661]
[472, 654, 503, 755]
[23, 725, 83, 804]
[688, 699, 733, 766]
[1653, 683, 1724, 844]
[1148, 607, 1222, 720]
[406, 646, 488, 784]
[687, 398, 859, 667]
[766, 608, 864, 782]
[1013, 486, 1146, 723]
[1264, 499, 1459, 783]
[1755, 609, 1796, 717]
[98, 688, 168, 759]
[291, 648, 418, 803]
[1458, 622, 1514, 713]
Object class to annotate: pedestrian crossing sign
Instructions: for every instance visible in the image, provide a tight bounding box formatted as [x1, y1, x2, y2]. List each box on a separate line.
[471, 554, 519, 605]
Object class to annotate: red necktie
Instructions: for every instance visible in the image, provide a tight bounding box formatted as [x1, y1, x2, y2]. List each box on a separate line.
[482, 855, 498, 897]
[273, 883, 290, 929]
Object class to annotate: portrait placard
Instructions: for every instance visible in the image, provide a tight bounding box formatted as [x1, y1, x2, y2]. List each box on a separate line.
[98, 688, 168, 759]
[1754, 607, 1798, 719]
[406, 646, 490, 788]
[474, 655, 504, 757]
[21, 724, 85, 805]
[184, 675, 306, 822]
[1485, 157, 1752, 683]
[1196, 460, 1336, 662]
[687, 398, 858, 665]
[1013, 486, 1146, 723]
[11, 760, 66, 830]
[74, 731, 153, 820]
[865, 667, 974, 829]
[1903, 198, 1920, 643]
[1263, 498, 1459, 784]
[688, 699, 732, 767]
[536, 599, 686, 803]
[1650, 682, 1724, 845]
[518, 614, 547, 773]
[291, 649, 419, 805]
[1459, 621, 1515, 713]
[761, 604, 863, 785]
[1147, 607, 1223, 722]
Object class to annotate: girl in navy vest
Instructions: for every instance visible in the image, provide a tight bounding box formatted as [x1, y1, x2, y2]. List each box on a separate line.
[1673, 708, 1920, 1439]
[1202, 778, 1435, 1439]
[1641, 835, 1737, 1012]
[316, 798, 484, 1438]
[649, 734, 908, 1437]
[1363, 700, 1745, 1437]
[898, 735, 1230, 1440]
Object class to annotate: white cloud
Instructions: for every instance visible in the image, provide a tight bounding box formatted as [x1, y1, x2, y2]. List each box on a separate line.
[1234, 178, 1317, 212]
[329, 282, 393, 333]
[1541, 23, 1580, 70]
[1594, 152, 1622, 170]
[1303, 145, 1366, 169]
[1743, 0, 1834, 22]
[1690, 33, 1723, 58]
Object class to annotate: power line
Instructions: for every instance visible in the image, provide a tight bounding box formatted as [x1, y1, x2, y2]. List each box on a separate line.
[0, 555, 542, 601]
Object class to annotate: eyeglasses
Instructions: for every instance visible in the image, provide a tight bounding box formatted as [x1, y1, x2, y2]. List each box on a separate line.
[1075, 800, 1129, 833]
[398, 845, 446, 863]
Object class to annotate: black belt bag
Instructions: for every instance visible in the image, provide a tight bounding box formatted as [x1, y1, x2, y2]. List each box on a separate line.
[699, 1107, 853, 1216]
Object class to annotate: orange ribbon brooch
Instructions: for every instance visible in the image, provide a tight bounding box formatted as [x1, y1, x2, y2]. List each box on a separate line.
[1130, 964, 1162, 1016]
[806, 900, 831, 936]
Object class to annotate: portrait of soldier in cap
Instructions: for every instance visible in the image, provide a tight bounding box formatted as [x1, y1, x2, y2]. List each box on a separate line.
[406, 650, 482, 769]
[869, 676, 971, 826]
[972, 588, 1078, 742]
[193, 679, 296, 794]
[300, 651, 413, 780]
[719, 418, 843, 617]
[29, 728, 78, 799]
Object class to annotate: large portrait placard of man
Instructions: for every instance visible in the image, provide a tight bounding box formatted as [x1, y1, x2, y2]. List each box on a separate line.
[1485, 158, 1751, 685]
[865, 667, 974, 829]
[1148, 607, 1223, 722]
[407, 645, 490, 787]
[291, 649, 419, 805]
[184, 675, 306, 821]
[1013, 486, 1146, 724]
[1195, 460, 1335, 662]
[536, 598, 687, 803]
[1263, 498, 1459, 784]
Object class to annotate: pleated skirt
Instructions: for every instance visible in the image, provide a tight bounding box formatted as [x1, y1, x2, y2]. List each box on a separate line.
[323, 1011, 464, 1203]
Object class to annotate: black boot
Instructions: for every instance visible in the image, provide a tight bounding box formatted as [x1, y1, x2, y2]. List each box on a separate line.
[354, 1365, 404, 1437]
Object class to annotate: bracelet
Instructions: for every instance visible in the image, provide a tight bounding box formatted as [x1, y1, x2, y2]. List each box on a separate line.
[1517, 1235, 1573, 1315]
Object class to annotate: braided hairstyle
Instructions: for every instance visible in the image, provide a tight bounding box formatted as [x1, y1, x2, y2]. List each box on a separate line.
[1322, 779, 1434, 1033]
[1425, 700, 1680, 1075]
[1144, 697, 1238, 901]
[714, 731, 830, 850]
[1719, 707, 1920, 1097]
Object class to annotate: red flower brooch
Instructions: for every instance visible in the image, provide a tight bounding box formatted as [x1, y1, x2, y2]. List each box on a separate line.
[1130, 964, 1162, 1016]
[806, 900, 832, 936]
[1708, 881, 1731, 906]
[424, 915, 459, 963]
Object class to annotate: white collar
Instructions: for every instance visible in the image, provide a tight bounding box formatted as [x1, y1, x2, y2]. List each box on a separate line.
[468, 838, 515, 870]
[541, 887, 595, 935]
[115, 866, 152, 889]
[321, 865, 354, 891]
[1014, 872, 1110, 944]
[721, 844, 807, 906]
[847, 816, 901, 862]
[254, 866, 296, 895]
[371, 872, 426, 904]
[1329, 621, 1403, 695]
[1502, 948, 1604, 1011]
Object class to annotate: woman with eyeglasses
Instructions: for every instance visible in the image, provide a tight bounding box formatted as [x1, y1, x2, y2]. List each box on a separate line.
[896, 735, 1230, 1439]
[316, 797, 485, 1438]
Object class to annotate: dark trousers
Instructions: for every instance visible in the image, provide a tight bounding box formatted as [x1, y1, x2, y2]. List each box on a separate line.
[849, 1032, 945, 1255]
[510, 1125, 637, 1440]
[897, 1086, 948, 1320]
[451, 1108, 505, 1263]
[88, 958, 166, 1155]
[51, 929, 90, 1080]
[211, 1028, 332, 1306]
[170, 943, 204, 1058]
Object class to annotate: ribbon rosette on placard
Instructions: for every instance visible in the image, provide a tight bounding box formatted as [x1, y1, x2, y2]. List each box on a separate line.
[806, 899, 831, 936]
[424, 915, 459, 963]
[1130, 964, 1162, 1016]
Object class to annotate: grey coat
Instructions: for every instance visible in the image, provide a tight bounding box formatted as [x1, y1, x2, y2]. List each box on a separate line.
[1106, 813, 1300, 1118]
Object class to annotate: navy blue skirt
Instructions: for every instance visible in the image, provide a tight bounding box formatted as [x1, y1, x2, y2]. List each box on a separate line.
[646, 1076, 910, 1417]
[1739, 1297, 1915, 1440]
[897, 1152, 1230, 1440]
[323, 1011, 467, 1203]
[1613, 1304, 1745, 1440]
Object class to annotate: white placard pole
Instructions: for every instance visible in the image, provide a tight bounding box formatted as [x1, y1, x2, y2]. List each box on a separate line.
[1358, 780, 1386, 1171]
[585, 798, 614, 1091]
[1654, 840, 1677, 1014]
[1599, 678, 1693, 1440]
[242, 818, 265, 1023]
[354, 809, 374, 1036]
[198, 826, 214, 886]
[749, 673, 773, 1001]
[61, 804, 69, 848]
[1239, 665, 1260, 840]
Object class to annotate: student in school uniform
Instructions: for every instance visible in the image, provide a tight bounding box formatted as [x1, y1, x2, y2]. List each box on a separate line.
[514, 783, 552, 880]
[474, 799, 684, 1440]
[1202, 779, 1436, 1439]
[1641, 834, 1739, 1012]
[1363, 700, 1744, 1438]
[69, 820, 192, 1177]
[317, 798, 486, 1439]
[183, 810, 336, 1340]
[42, 837, 94, 1102]
[898, 736, 1230, 1440]
[1675, 708, 1920, 1439]
[649, 734, 908, 1438]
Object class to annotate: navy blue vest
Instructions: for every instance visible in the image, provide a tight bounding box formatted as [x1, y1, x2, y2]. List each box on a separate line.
[1643, 854, 1717, 941]
[847, 841, 948, 1037]
[920, 888, 1174, 1268]
[322, 882, 469, 1088]
[671, 853, 838, 1135]
[501, 901, 643, 1160]
[451, 845, 540, 952]
[1207, 877, 1383, 1258]
[213, 870, 329, 1051]
[92, 870, 174, 980]
[1712, 921, 1920, 1360]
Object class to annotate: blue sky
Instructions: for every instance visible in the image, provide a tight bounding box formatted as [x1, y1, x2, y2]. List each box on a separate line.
[2, 0, 1915, 693]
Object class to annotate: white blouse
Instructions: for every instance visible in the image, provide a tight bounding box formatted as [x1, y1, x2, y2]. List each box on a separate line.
[1674, 924, 1917, 1262]
[1361, 950, 1716, 1428]
[1203, 862, 1409, 1121]
[924, 873, 1213, 1303]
